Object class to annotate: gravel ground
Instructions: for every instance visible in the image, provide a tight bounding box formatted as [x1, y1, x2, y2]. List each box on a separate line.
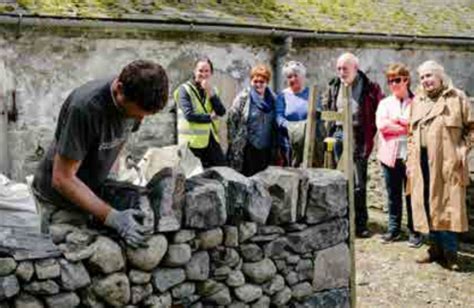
[356, 208, 474, 308]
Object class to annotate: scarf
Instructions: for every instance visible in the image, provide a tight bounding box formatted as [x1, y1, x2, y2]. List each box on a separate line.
[250, 86, 274, 113]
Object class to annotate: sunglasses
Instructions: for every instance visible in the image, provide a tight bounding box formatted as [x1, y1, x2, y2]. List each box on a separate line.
[387, 77, 406, 85]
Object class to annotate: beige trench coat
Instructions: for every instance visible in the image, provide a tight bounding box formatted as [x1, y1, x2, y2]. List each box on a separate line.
[407, 86, 474, 234]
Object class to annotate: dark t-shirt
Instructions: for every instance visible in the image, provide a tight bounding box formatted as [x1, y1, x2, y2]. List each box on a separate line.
[33, 78, 140, 206]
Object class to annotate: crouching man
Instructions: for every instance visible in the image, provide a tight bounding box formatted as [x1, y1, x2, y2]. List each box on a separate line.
[32, 60, 169, 248]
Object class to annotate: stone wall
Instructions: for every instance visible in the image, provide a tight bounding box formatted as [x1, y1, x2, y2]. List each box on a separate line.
[0, 167, 351, 307]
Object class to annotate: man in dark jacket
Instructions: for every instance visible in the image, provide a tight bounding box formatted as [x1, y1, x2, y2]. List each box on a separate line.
[322, 53, 384, 238]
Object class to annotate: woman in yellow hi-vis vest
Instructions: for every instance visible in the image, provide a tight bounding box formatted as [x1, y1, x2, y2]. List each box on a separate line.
[175, 57, 227, 167]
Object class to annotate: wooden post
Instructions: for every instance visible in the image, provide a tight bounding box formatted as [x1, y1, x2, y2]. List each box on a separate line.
[341, 85, 356, 308]
[302, 85, 317, 168]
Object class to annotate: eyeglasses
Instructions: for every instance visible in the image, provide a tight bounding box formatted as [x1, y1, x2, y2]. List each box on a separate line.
[387, 77, 405, 85]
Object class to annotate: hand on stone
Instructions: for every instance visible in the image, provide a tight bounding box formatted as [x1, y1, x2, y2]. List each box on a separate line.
[105, 209, 148, 249]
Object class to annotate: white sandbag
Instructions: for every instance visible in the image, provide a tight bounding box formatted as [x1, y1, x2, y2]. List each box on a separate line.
[0, 174, 37, 213]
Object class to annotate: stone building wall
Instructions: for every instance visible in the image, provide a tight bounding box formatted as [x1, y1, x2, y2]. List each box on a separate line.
[0, 167, 351, 307]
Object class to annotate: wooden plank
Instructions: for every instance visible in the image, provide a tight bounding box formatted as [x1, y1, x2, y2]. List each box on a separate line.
[302, 85, 317, 168]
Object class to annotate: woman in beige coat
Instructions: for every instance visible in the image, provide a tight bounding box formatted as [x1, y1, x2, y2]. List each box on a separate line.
[407, 60, 474, 270]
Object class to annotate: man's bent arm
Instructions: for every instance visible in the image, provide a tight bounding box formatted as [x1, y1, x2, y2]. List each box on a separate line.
[52, 153, 112, 223]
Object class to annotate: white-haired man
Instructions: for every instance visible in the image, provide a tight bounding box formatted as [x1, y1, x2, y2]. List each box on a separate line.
[322, 52, 384, 238]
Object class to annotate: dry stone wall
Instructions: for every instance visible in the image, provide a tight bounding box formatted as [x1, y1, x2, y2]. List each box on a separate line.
[0, 167, 351, 307]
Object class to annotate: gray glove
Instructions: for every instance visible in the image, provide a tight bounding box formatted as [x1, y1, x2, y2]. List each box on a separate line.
[105, 209, 148, 248]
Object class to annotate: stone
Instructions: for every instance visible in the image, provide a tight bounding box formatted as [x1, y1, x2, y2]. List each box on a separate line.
[65, 229, 95, 246]
[92, 273, 130, 308]
[296, 259, 313, 282]
[262, 274, 285, 295]
[126, 235, 168, 271]
[15, 261, 34, 282]
[88, 236, 124, 274]
[291, 282, 313, 302]
[253, 167, 302, 224]
[258, 226, 285, 235]
[264, 238, 290, 259]
[184, 177, 227, 229]
[228, 302, 249, 308]
[147, 167, 186, 232]
[234, 284, 263, 303]
[299, 288, 350, 307]
[186, 251, 210, 281]
[285, 271, 299, 286]
[226, 270, 245, 287]
[201, 167, 272, 224]
[128, 270, 151, 285]
[240, 244, 263, 262]
[34, 259, 60, 280]
[286, 218, 348, 253]
[271, 286, 292, 306]
[223, 226, 239, 247]
[239, 222, 257, 243]
[173, 230, 196, 243]
[48, 224, 77, 244]
[196, 280, 225, 297]
[286, 255, 301, 265]
[212, 266, 231, 280]
[163, 244, 192, 266]
[44, 292, 80, 308]
[249, 234, 280, 242]
[78, 285, 105, 308]
[274, 260, 288, 274]
[0, 258, 17, 276]
[242, 259, 277, 284]
[59, 259, 91, 291]
[210, 247, 240, 268]
[303, 169, 348, 224]
[202, 286, 231, 306]
[14, 293, 44, 308]
[61, 243, 95, 262]
[198, 228, 223, 250]
[143, 293, 172, 308]
[0, 275, 19, 300]
[171, 282, 196, 299]
[152, 268, 186, 292]
[251, 296, 271, 308]
[24, 280, 59, 295]
[284, 223, 308, 232]
[131, 283, 153, 304]
[313, 243, 350, 291]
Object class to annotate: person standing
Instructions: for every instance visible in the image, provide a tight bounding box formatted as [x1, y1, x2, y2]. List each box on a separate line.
[322, 52, 384, 238]
[175, 57, 226, 168]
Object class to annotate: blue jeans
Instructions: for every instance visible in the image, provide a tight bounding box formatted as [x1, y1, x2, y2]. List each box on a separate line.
[382, 160, 415, 235]
[421, 148, 458, 253]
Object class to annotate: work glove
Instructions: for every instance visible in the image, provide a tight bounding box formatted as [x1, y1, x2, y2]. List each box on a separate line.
[104, 209, 148, 249]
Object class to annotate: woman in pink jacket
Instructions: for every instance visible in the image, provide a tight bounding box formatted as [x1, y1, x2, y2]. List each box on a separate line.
[376, 63, 422, 247]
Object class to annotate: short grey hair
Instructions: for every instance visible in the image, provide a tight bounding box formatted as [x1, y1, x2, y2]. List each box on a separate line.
[337, 52, 359, 68]
[417, 60, 451, 86]
[282, 61, 306, 77]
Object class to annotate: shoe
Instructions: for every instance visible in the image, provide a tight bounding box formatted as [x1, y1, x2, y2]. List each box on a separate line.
[356, 229, 372, 238]
[444, 251, 460, 271]
[416, 245, 443, 264]
[408, 233, 423, 248]
[381, 232, 401, 243]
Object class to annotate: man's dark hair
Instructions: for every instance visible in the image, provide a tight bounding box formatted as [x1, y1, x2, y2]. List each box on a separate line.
[118, 60, 169, 112]
[194, 56, 214, 74]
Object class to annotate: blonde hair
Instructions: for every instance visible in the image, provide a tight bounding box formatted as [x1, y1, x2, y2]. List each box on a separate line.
[250, 64, 272, 82]
[385, 63, 411, 85]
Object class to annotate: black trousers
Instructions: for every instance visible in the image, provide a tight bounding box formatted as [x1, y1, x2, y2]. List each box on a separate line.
[354, 157, 368, 232]
[242, 143, 272, 177]
[190, 134, 226, 168]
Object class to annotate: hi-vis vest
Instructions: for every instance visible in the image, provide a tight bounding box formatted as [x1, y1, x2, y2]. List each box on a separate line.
[174, 81, 220, 149]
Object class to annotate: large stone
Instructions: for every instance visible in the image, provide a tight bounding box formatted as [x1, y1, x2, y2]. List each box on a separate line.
[78, 285, 105, 308]
[59, 259, 91, 291]
[239, 222, 257, 243]
[201, 167, 272, 224]
[152, 268, 186, 292]
[313, 243, 350, 291]
[242, 259, 277, 284]
[264, 237, 291, 259]
[48, 224, 78, 244]
[15, 261, 34, 282]
[212, 265, 231, 280]
[163, 244, 192, 266]
[34, 259, 60, 280]
[291, 282, 312, 302]
[61, 243, 95, 262]
[128, 270, 151, 285]
[223, 226, 239, 247]
[131, 283, 153, 305]
[0, 258, 17, 276]
[199, 281, 231, 306]
[251, 296, 271, 308]
[285, 271, 299, 286]
[126, 235, 168, 271]
[171, 282, 196, 299]
[298, 288, 350, 308]
[271, 287, 292, 306]
[88, 236, 124, 274]
[303, 169, 348, 224]
[147, 167, 186, 232]
[143, 293, 172, 308]
[184, 177, 227, 229]
[234, 284, 263, 303]
[262, 275, 285, 295]
[44, 292, 80, 308]
[286, 218, 348, 253]
[198, 228, 223, 250]
[173, 230, 196, 243]
[92, 273, 130, 308]
[0, 275, 19, 300]
[240, 244, 263, 262]
[24, 280, 59, 295]
[186, 251, 210, 281]
[226, 270, 245, 287]
[253, 167, 303, 224]
[296, 259, 313, 282]
[210, 247, 240, 268]
[14, 293, 44, 308]
[65, 229, 96, 246]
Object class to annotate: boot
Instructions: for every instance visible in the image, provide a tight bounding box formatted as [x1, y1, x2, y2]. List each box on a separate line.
[444, 251, 460, 271]
[416, 244, 443, 264]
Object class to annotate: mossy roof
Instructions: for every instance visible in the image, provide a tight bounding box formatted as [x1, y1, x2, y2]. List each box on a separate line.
[1, 0, 473, 38]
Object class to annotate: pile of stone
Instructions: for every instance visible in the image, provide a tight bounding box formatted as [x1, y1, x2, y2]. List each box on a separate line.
[0, 167, 350, 307]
